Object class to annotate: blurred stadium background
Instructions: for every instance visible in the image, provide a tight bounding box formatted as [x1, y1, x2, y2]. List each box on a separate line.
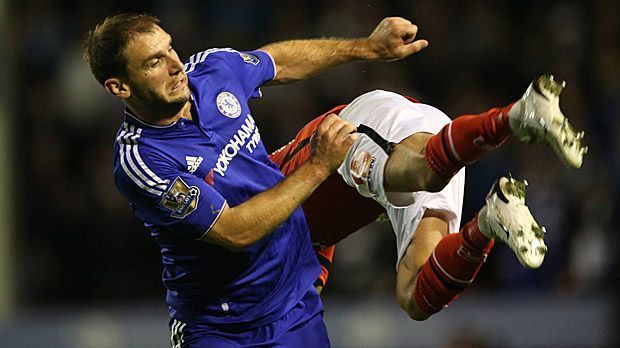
[0, 0, 618, 347]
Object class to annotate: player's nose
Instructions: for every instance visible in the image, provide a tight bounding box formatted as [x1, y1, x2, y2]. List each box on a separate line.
[168, 56, 184, 75]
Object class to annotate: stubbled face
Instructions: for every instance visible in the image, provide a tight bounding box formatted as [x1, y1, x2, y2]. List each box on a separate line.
[123, 25, 190, 112]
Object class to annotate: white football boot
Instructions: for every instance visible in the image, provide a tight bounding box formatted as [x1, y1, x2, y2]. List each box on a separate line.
[509, 74, 587, 168]
[478, 176, 547, 269]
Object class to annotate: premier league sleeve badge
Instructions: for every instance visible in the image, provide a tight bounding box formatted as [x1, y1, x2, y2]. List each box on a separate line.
[240, 52, 260, 65]
[160, 177, 201, 218]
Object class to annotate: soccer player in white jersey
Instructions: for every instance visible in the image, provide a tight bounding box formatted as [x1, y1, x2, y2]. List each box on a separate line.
[271, 76, 586, 319]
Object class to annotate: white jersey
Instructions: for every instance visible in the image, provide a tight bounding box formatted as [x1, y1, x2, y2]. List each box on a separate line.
[337, 90, 465, 268]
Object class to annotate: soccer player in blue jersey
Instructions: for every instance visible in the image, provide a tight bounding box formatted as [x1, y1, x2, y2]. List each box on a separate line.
[83, 13, 428, 347]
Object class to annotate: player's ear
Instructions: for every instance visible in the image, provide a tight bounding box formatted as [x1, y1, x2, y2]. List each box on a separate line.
[104, 78, 131, 99]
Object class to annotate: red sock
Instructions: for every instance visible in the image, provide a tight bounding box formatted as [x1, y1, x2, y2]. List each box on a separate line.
[314, 245, 335, 288]
[413, 215, 494, 315]
[425, 104, 514, 177]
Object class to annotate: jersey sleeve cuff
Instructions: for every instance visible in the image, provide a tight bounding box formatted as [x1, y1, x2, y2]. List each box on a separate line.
[257, 49, 277, 81]
[195, 200, 228, 240]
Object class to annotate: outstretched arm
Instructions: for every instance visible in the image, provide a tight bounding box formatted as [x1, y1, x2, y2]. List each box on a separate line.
[261, 17, 428, 83]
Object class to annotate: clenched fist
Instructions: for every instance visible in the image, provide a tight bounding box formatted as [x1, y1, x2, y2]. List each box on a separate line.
[366, 17, 428, 61]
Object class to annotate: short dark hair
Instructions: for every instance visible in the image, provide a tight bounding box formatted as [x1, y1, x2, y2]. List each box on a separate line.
[83, 13, 161, 85]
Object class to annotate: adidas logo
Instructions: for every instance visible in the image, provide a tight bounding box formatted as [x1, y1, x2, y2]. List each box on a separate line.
[186, 156, 203, 174]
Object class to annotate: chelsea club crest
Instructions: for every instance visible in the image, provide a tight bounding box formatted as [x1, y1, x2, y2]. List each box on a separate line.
[216, 92, 242, 118]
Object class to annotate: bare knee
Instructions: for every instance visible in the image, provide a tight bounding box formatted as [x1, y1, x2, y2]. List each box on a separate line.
[422, 172, 451, 192]
[409, 309, 432, 321]
[385, 134, 445, 193]
[398, 296, 432, 321]
[386, 133, 462, 193]
[385, 152, 450, 193]
[396, 286, 433, 321]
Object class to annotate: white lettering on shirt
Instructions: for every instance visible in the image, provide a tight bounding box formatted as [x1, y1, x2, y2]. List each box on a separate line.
[213, 115, 261, 177]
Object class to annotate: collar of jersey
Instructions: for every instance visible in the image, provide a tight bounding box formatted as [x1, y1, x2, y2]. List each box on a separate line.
[123, 108, 181, 129]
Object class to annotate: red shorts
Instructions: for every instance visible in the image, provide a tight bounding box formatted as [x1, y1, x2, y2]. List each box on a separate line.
[269, 105, 383, 247]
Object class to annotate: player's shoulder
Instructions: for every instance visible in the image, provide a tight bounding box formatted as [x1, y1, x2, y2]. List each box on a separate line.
[184, 48, 271, 75]
[184, 47, 242, 74]
[113, 121, 175, 198]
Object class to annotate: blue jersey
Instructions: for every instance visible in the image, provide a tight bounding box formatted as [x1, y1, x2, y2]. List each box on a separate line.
[113, 49, 321, 329]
